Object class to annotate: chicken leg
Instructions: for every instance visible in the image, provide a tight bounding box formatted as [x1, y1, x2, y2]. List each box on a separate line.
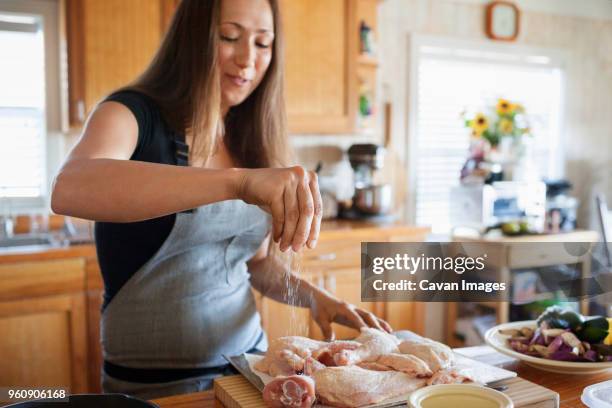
[333, 328, 400, 366]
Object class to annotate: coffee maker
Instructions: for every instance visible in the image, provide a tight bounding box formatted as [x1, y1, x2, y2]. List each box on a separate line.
[341, 144, 393, 218]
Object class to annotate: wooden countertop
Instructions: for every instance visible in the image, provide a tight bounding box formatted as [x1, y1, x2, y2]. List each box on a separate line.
[0, 221, 427, 293]
[152, 348, 609, 408]
[0, 244, 97, 264]
[0, 220, 426, 263]
[453, 229, 599, 243]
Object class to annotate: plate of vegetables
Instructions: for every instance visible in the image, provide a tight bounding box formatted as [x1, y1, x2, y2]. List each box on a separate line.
[485, 306, 612, 374]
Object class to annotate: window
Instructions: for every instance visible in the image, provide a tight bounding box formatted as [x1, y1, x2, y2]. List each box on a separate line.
[0, 0, 61, 212]
[0, 16, 46, 201]
[406, 36, 565, 233]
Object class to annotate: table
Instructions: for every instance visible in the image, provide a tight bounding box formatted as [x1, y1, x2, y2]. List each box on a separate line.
[151, 346, 612, 408]
[447, 230, 599, 346]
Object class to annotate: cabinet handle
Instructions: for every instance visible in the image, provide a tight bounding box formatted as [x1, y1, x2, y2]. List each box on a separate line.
[314, 253, 337, 261]
[326, 275, 336, 293]
[77, 100, 85, 122]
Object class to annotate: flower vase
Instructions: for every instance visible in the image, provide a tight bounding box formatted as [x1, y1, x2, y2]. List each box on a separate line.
[509, 136, 539, 182]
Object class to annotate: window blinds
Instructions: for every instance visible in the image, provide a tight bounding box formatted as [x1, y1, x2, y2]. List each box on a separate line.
[412, 42, 564, 233]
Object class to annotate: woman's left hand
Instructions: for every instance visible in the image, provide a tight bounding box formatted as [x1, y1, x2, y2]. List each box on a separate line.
[310, 287, 393, 341]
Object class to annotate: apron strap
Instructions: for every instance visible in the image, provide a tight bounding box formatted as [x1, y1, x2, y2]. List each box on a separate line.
[173, 131, 194, 214]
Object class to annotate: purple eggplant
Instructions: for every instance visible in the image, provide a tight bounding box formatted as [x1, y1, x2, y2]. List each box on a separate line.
[529, 329, 546, 346]
[546, 335, 565, 354]
[583, 350, 599, 362]
[549, 349, 584, 361]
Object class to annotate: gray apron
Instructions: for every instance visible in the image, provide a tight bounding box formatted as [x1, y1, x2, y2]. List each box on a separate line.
[101, 199, 271, 398]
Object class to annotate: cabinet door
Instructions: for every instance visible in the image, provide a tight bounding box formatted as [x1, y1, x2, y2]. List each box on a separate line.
[161, 0, 180, 32]
[257, 272, 323, 342]
[385, 233, 429, 335]
[280, 0, 356, 134]
[0, 294, 88, 402]
[67, 0, 164, 125]
[0, 259, 88, 398]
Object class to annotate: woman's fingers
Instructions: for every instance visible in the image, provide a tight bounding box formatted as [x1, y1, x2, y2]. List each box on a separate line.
[270, 198, 285, 243]
[379, 317, 393, 333]
[356, 308, 385, 332]
[280, 183, 298, 251]
[336, 303, 368, 330]
[307, 171, 322, 248]
[317, 318, 335, 342]
[291, 176, 314, 251]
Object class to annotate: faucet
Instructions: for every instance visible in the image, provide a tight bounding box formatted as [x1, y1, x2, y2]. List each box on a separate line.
[0, 215, 15, 239]
[0, 196, 15, 239]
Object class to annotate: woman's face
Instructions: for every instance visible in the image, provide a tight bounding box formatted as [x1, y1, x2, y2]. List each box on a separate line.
[218, 0, 274, 110]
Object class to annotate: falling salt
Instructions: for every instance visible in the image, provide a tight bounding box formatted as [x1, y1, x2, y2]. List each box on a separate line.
[282, 250, 308, 337]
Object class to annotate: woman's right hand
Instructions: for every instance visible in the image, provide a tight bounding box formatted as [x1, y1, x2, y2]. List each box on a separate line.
[235, 166, 322, 252]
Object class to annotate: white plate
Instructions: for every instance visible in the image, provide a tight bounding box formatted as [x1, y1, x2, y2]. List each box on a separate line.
[485, 320, 612, 374]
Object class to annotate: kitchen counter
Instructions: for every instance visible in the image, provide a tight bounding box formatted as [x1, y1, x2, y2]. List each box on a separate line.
[0, 220, 428, 395]
[0, 243, 96, 264]
[152, 347, 610, 408]
[0, 219, 425, 263]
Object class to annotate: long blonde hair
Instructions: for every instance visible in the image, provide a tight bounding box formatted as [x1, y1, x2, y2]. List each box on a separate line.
[127, 0, 290, 168]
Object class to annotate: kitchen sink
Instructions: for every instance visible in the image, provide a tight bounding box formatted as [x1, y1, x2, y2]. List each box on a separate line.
[0, 234, 58, 248]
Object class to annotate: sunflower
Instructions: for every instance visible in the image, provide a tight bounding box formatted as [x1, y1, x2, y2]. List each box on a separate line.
[470, 113, 489, 134]
[498, 118, 514, 134]
[496, 99, 515, 115]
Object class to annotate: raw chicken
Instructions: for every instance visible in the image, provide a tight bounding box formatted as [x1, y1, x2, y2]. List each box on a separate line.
[397, 338, 454, 372]
[263, 375, 316, 408]
[257, 330, 470, 408]
[333, 328, 400, 366]
[375, 353, 432, 377]
[256, 337, 363, 376]
[314, 340, 362, 367]
[426, 369, 472, 386]
[255, 337, 327, 376]
[313, 366, 426, 408]
[355, 362, 392, 371]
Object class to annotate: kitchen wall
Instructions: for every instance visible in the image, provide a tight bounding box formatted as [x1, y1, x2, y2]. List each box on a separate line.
[377, 0, 612, 229]
[375, 0, 612, 341]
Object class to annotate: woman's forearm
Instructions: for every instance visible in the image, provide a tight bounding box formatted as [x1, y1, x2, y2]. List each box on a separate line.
[51, 158, 242, 222]
[249, 255, 320, 308]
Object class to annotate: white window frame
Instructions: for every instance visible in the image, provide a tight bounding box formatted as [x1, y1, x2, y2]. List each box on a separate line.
[0, 0, 63, 212]
[404, 34, 569, 226]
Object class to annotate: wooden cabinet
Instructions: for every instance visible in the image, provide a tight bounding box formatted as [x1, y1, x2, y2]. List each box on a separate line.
[0, 259, 88, 402]
[66, 0, 167, 126]
[256, 271, 321, 341]
[280, 0, 357, 134]
[65, 0, 378, 134]
[84, 258, 104, 393]
[280, 0, 381, 134]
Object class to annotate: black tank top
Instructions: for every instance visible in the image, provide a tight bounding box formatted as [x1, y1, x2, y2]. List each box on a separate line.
[94, 90, 178, 310]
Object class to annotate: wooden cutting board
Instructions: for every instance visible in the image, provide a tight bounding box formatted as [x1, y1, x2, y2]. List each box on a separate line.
[214, 375, 559, 408]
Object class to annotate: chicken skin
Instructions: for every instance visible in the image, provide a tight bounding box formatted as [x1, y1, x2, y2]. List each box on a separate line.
[313, 366, 426, 408]
[257, 329, 470, 408]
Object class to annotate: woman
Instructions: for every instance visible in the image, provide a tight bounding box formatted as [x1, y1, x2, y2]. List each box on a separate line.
[51, 0, 391, 399]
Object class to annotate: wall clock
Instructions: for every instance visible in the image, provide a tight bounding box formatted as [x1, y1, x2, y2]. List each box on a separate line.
[486, 1, 520, 41]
